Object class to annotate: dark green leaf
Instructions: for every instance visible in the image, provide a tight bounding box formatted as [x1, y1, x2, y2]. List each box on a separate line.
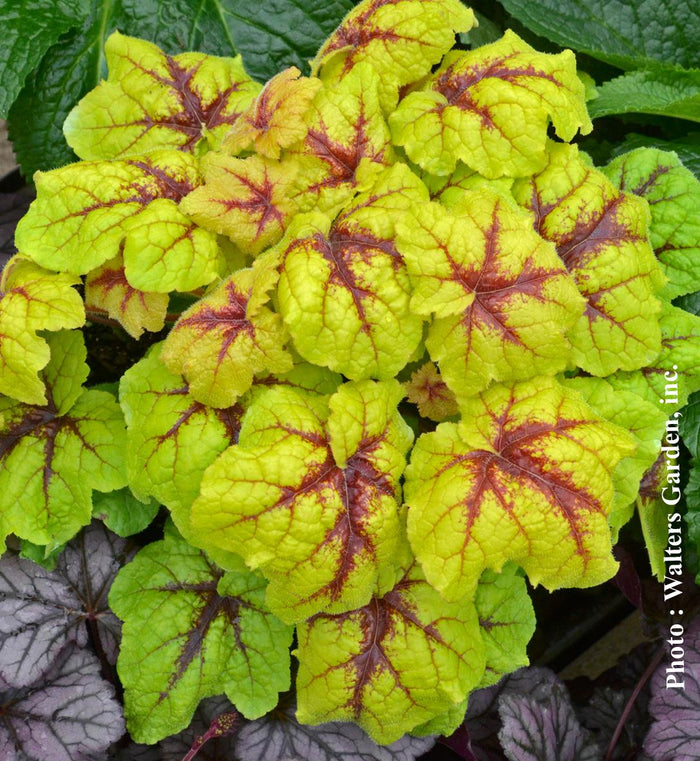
[499, 0, 699, 71]
[0, 0, 88, 117]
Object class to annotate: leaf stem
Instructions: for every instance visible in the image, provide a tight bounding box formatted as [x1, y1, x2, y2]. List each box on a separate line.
[180, 710, 240, 761]
[604, 644, 664, 761]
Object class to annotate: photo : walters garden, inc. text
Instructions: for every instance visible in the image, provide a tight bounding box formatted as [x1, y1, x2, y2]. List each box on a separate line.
[0, 0, 698, 759]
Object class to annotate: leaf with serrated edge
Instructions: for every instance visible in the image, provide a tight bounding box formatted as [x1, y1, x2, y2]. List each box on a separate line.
[236, 697, 435, 761]
[162, 267, 293, 407]
[85, 252, 168, 339]
[222, 67, 321, 159]
[390, 30, 591, 179]
[396, 188, 584, 401]
[405, 377, 635, 601]
[512, 141, 663, 375]
[0, 331, 127, 550]
[605, 147, 700, 299]
[179, 153, 298, 256]
[278, 164, 426, 380]
[63, 31, 261, 160]
[0, 644, 124, 761]
[296, 561, 485, 743]
[109, 529, 293, 744]
[0, 256, 84, 405]
[191, 381, 413, 622]
[312, 0, 475, 113]
[15, 150, 221, 293]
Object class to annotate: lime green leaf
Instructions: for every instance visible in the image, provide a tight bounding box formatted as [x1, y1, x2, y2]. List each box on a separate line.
[15, 151, 221, 293]
[0, 331, 127, 550]
[390, 30, 591, 178]
[610, 133, 700, 180]
[405, 362, 458, 422]
[295, 561, 485, 744]
[475, 564, 535, 688]
[162, 268, 293, 408]
[278, 165, 426, 380]
[191, 381, 413, 622]
[396, 189, 584, 400]
[420, 164, 514, 208]
[312, 0, 475, 113]
[179, 153, 298, 256]
[222, 67, 321, 159]
[85, 253, 168, 339]
[587, 69, 700, 123]
[0, 256, 84, 405]
[92, 488, 160, 537]
[635, 453, 676, 581]
[64, 31, 261, 160]
[563, 377, 668, 537]
[606, 302, 700, 410]
[405, 377, 635, 601]
[512, 142, 663, 376]
[604, 148, 700, 299]
[288, 63, 394, 214]
[109, 529, 293, 744]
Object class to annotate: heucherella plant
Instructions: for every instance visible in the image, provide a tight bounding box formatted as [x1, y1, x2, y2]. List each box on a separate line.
[1, 0, 699, 751]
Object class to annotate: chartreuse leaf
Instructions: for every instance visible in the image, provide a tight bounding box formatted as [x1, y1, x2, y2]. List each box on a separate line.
[277, 164, 425, 380]
[405, 363, 458, 422]
[64, 31, 261, 160]
[390, 30, 591, 179]
[179, 153, 298, 256]
[312, 0, 475, 113]
[563, 377, 668, 537]
[190, 380, 413, 623]
[15, 151, 221, 293]
[604, 148, 700, 299]
[420, 163, 515, 208]
[0, 256, 84, 405]
[0, 331, 126, 551]
[162, 267, 293, 408]
[222, 67, 322, 159]
[109, 528, 293, 744]
[405, 377, 635, 602]
[85, 252, 168, 339]
[92, 488, 160, 537]
[295, 561, 486, 744]
[512, 142, 664, 376]
[288, 63, 394, 214]
[396, 188, 584, 401]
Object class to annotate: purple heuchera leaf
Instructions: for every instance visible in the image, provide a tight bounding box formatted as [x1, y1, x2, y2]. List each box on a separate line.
[0, 643, 124, 761]
[235, 698, 435, 761]
[644, 617, 700, 761]
[0, 522, 130, 686]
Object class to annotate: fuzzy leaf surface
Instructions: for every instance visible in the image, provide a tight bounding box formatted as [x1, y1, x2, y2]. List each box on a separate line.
[396, 188, 584, 401]
[0, 257, 84, 405]
[0, 331, 127, 550]
[390, 30, 591, 178]
[236, 698, 435, 761]
[605, 147, 700, 299]
[405, 377, 635, 601]
[109, 529, 293, 744]
[15, 151, 220, 293]
[278, 165, 426, 380]
[296, 562, 485, 743]
[312, 0, 475, 112]
[191, 381, 413, 622]
[513, 142, 663, 375]
[64, 31, 260, 160]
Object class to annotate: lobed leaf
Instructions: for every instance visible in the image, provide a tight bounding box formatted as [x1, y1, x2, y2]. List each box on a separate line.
[15, 151, 221, 293]
[64, 31, 261, 160]
[0, 331, 127, 550]
[109, 529, 293, 744]
[396, 188, 584, 401]
[512, 142, 664, 376]
[0, 257, 84, 405]
[312, 0, 475, 113]
[405, 377, 635, 601]
[405, 362, 458, 422]
[390, 30, 591, 178]
[604, 147, 700, 299]
[295, 561, 486, 743]
[191, 381, 413, 622]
